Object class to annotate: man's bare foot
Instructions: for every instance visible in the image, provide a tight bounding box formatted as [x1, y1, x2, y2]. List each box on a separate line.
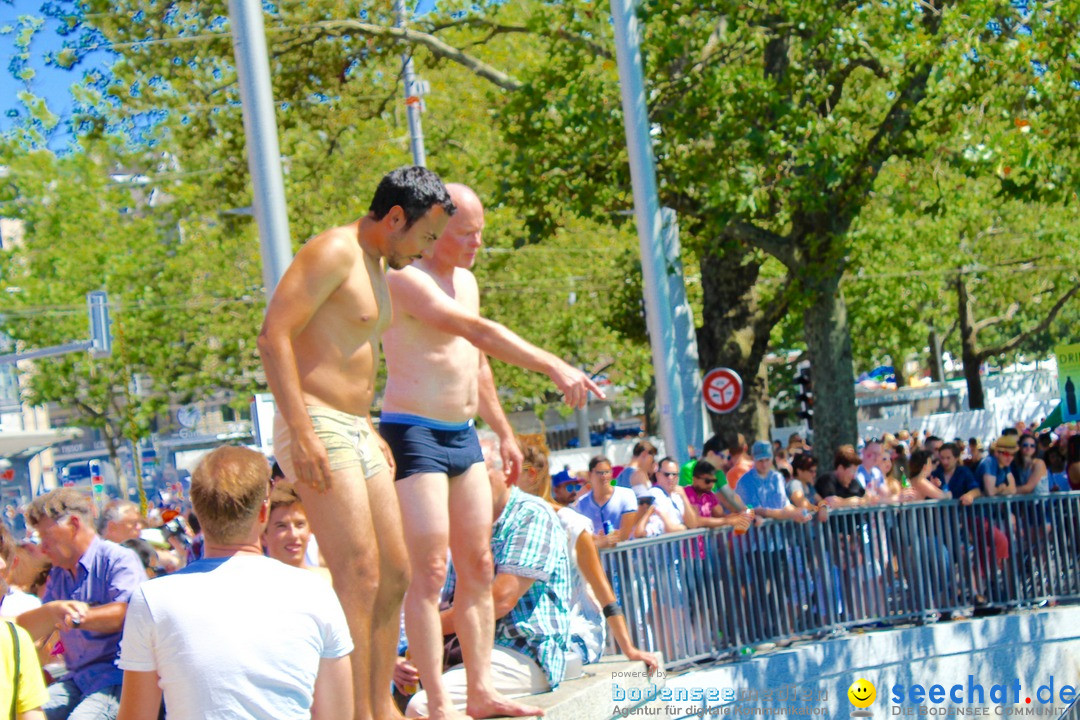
[466, 692, 543, 718]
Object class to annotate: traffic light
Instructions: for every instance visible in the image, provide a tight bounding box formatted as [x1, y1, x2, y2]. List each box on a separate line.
[87, 291, 112, 358]
[89, 459, 105, 496]
[795, 361, 813, 428]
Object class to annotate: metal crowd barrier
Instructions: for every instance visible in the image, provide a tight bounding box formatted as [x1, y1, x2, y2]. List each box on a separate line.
[598, 493, 1080, 669]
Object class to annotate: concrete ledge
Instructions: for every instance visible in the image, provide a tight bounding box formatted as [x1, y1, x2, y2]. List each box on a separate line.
[489, 654, 665, 720]
[662, 606, 1080, 719]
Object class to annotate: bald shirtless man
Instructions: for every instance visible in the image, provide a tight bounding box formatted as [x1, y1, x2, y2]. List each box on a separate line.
[257, 166, 455, 720]
[382, 184, 603, 720]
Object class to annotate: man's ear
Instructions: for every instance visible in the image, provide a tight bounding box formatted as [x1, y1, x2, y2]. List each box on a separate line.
[386, 205, 406, 229]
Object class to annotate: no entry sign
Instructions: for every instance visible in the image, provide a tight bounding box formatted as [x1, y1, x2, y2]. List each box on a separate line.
[703, 367, 743, 414]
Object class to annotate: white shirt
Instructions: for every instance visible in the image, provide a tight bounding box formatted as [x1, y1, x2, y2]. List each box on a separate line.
[556, 507, 605, 663]
[857, 465, 885, 493]
[119, 554, 353, 720]
[642, 486, 685, 537]
[0, 586, 41, 617]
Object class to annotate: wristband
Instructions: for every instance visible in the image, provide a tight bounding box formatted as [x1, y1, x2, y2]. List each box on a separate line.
[602, 602, 624, 618]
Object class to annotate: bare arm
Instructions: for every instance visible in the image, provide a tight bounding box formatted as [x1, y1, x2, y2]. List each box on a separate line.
[715, 485, 746, 513]
[65, 601, 128, 634]
[1015, 460, 1046, 495]
[256, 234, 355, 491]
[628, 505, 652, 539]
[982, 472, 999, 497]
[910, 476, 950, 500]
[16, 600, 125, 639]
[116, 670, 163, 720]
[311, 656, 353, 720]
[387, 268, 604, 408]
[491, 573, 534, 619]
[477, 353, 522, 483]
[573, 532, 659, 673]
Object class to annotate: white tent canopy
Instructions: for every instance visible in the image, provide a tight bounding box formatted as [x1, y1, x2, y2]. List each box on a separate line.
[0, 428, 82, 459]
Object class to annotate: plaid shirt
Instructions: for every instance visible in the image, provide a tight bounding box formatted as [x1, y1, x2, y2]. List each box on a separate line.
[490, 487, 572, 688]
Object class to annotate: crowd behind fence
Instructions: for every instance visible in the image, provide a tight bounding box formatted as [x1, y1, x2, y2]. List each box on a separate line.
[600, 492, 1080, 668]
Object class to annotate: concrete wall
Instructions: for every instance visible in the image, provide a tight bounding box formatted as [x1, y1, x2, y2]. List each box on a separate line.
[656, 608, 1080, 720]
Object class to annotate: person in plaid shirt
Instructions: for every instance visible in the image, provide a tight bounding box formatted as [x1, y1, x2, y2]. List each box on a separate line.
[406, 431, 575, 717]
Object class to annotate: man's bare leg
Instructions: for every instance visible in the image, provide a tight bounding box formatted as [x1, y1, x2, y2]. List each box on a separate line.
[366, 471, 414, 720]
[397, 472, 471, 720]
[282, 458, 386, 720]
[448, 463, 542, 719]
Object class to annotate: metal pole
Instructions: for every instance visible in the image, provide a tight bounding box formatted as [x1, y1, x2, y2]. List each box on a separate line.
[610, 0, 686, 462]
[395, 0, 427, 166]
[228, 0, 294, 298]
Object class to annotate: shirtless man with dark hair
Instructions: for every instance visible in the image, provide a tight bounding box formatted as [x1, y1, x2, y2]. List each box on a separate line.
[258, 166, 454, 720]
[382, 183, 603, 720]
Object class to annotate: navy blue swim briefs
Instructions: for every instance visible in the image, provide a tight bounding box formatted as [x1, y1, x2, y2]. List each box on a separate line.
[379, 412, 485, 481]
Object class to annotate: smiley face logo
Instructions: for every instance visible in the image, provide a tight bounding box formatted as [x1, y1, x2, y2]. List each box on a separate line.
[848, 678, 876, 709]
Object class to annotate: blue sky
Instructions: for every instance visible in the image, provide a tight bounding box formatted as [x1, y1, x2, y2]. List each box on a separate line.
[0, 1, 437, 145]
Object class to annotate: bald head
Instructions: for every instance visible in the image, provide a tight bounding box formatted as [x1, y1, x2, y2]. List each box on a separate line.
[445, 183, 482, 212]
[431, 183, 485, 270]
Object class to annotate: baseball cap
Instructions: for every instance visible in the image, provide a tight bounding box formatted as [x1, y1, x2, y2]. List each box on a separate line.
[551, 469, 575, 486]
[751, 441, 772, 461]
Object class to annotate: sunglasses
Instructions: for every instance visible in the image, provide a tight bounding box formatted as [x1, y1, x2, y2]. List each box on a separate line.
[1020, 443, 1036, 449]
[998, 450, 1015, 457]
[560, 483, 582, 493]
[695, 476, 716, 484]
[658, 471, 679, 478]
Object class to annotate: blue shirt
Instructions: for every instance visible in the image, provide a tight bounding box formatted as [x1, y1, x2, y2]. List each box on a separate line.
[735, 467, 789, 511]
[572, 486, 638, 535]
[1049, 471, 1071, 492]
[975, 455, 1011, 489]
[43, 536, 144, 694]
[613, 466, 635, 490]
[934, 465, 979, 498]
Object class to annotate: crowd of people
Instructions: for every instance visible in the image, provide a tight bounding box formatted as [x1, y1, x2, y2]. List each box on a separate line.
[553, 424, 1080, 545]
[3, 165, 1078, 719]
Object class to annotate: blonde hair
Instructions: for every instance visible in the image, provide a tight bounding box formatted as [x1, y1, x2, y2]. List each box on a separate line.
[518, 434, 555, 505]
[190, 446, 270, 543]
[26, 488, 95, 528]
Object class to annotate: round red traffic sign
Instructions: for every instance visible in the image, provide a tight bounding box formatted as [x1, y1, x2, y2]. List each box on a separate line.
[703, 368, 743, 414]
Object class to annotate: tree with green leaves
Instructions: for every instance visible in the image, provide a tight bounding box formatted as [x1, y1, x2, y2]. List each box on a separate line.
[496, 0, 1079, 458]
[7, 0, 1077, 463]
[846, 160, 1080, 407]
[0, 143, 265, 498]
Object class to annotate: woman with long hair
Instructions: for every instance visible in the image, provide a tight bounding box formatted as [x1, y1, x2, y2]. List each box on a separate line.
[1011, 432, 1048, 494]
[906, 450, 950, 500]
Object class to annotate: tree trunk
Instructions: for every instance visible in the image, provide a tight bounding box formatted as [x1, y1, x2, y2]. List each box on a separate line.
[642, 378, 659, 438]
[956, 275, 985, 410]
[696, 252, 776, 444]
[928, 327, 944, 383]
[802, 272, 859, 468]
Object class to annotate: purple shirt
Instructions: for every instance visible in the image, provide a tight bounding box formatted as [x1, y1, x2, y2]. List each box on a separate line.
[43, 536, 144, 693]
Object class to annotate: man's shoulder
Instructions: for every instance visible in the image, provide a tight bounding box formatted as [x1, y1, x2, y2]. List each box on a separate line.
[512, 490, 561, 524]
[297, 225, 363, 266]
[611, 486, 637, 503]
[90, 537, 142, 569]
[140, 556, 333, 603]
